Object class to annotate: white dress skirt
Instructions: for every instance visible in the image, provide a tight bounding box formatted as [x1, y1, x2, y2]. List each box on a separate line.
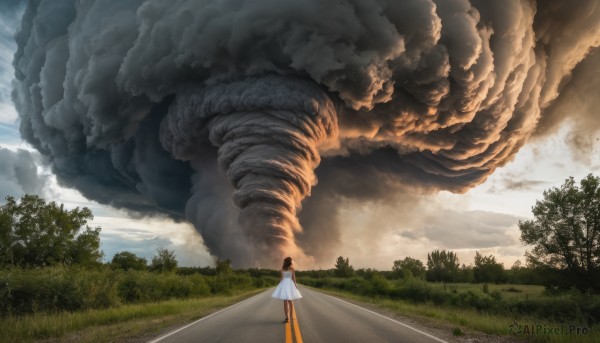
[271, 270, 302, 300]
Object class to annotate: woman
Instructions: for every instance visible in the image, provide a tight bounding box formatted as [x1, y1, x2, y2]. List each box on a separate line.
[271, 256, 302, 323]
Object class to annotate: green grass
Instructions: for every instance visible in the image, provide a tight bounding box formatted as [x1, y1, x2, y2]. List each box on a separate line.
[0, 289, 265, 343]
[426, 282, 546, 300]
[312, 287, 599, 343]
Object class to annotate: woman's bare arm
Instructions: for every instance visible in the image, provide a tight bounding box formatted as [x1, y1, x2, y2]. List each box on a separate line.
[291, 268, 297, 287]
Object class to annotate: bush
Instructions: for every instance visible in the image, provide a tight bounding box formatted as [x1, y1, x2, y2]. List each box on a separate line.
[296, 269, 335, 279]
[503, 296, 600, 324]
[116, 271, 215, 303]
[0, 267, 120, 315]
[254, 276, 279, 288]
[341, 277, 370, 294]
[208, 273, 258, 295]
[297, 277, 327, 288]
[369, 273, 391, 295]
[0, 267, 268, 316]
[392, 279, 431, 302]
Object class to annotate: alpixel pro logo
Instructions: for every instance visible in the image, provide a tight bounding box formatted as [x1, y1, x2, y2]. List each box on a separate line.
[509, 322, 522, 335]
[509, 322, 588, 336]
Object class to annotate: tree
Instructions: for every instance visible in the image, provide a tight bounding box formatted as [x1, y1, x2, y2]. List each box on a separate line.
[0, 195, 103, 267]
[392, 257, 426, 279]
[458, 264, 474, 283]
[507, 259, 542, 285]
[426, 250, 460, 282]
[519, 174, 600, 291]
[150, 247, 178, 272]
[511, 260, 522, 270]
[473, 251, 506, 283]
[334, 256, 354, 277]
[111, 251, 147, 271]
[216, 258, 232, 274]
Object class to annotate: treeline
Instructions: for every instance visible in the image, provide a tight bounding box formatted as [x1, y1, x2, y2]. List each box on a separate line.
[110, 250, 279, 278]
[0, 195, 278, 317]
[297, 253, 542, 285]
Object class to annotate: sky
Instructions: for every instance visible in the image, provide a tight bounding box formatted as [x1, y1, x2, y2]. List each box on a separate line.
[1, 0, 600, 270]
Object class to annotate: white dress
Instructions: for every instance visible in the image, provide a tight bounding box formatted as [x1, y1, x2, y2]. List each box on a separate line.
[271, 270, 302, 300]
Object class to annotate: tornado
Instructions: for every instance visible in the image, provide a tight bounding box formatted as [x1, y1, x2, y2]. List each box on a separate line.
[11, 0, 600, 266]
[161, 76, 337, 263]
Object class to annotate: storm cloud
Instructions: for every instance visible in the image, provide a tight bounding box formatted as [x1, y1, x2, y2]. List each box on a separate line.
[0, 0, 25, 123]
[11, 0, 600, 266]
[0, 148, 46, 199]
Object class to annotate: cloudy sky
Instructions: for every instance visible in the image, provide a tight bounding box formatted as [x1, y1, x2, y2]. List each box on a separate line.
[1, 0, 599, 269]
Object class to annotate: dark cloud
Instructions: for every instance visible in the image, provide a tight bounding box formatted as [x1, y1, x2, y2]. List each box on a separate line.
[535, 48, 600, 163]
[397, 230, 420, 240]
[530, 0, 600, 161]
[0, 147, 46, 199]
[11, 0, 600, 267]
[0, 1, 25, 123]
[0, 0, 25, 13]
[500, 176, 547, 192]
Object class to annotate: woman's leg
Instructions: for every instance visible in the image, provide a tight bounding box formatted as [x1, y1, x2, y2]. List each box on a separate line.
[283, 300, 289, 319]
[289, 301, 294, 320]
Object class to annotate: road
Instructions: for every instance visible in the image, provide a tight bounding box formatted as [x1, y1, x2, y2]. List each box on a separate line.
[148, 286, 448, 343]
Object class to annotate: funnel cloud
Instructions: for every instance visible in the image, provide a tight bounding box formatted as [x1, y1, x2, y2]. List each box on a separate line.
[12, 0, 600, 266]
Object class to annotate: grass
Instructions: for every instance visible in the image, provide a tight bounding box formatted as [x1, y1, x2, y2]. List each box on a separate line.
[0, 288, 265, 343]
[309, 286, 600, 343]
[426, 282, 546, 300]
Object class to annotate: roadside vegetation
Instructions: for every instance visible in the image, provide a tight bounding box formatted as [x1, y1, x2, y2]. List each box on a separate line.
[298, 175, 600, 342]
[0, 265, 277, 315]
[298, 270, 600, 342]
[1, 174, 600, 342]
[0, 265, 276, 343]
[0, 290, 265, 343]
[309, 287, 599, 343]
[0, 195, 277, 342]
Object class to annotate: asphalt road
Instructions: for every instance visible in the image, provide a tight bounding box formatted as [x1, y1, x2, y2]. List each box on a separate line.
[148, 286, 448, 343]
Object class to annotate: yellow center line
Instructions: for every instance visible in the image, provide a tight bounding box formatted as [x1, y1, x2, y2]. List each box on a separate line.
[285, 316, 292, 343]
[292, 304, 303, 343]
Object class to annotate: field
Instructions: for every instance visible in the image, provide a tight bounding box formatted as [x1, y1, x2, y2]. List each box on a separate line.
[298, 276, 600, 342]
[428, 282, 546, 300]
